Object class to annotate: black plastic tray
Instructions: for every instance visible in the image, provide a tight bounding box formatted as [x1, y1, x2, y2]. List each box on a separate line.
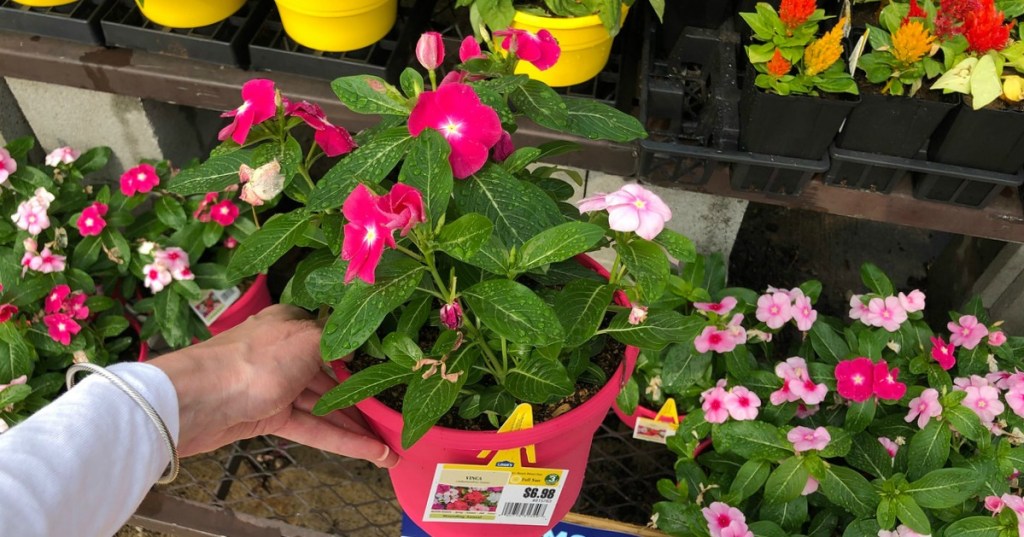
[248, 0, 434, 85]
[100, 0, 265, 67]
[0, 0, 110, 45]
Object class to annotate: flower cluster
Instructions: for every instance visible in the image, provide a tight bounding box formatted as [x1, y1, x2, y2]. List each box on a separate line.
[431, 485, 501, 513]
[756, 286, 817, 332]
[12, 187, 55, 236]
[578, 184, 673, 241]
[701, 380, 762, 424]
[804, 17, 847, 76]
[835, 357, 907, 402]
[42, 284, 89, 346]
[496, 29, 561, 71]
[694, 314, 746, 354]
[141, 246, 194, 293]
[849, 289, 924, 332]
[21, 237, 65, 275]
[340, 183, 425, 284]
[702, 502, 753, 537]
[766, 49, 792, 77]
[770, 357, 828, 407]
[194, 192, 239, 227]
[963, 0, 1013, 53]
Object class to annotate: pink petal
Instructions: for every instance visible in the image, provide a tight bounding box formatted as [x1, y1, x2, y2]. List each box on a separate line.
[607, 205, 640, 234]
[449, 138, 490, 179]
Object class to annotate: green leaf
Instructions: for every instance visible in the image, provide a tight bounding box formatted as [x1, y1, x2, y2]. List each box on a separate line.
[167, 150, 250, 195]
[436, 213, 493, 262]
[907, 418, 951, 480]
[846, 432, 895, 479]
[381, 333, 423, 369]
[155, 196, 187, 229]
[313, 362, 414, 414]
[730, 459, 771, 502]
[552, 280, 615, 348]
[807, 510, 839, 537]
[332, 75, 408, 116]
[845, 400, 876, 433]
[971, 54, 1003, 110]
[563, 97, 647, 142]
[320, 259, 424, 359]
[73, 235, 102, 268]
[655, 229, 697, 263]
[819, 465, 880, 518]
[502, 148, 542, 174]
[819, 427, 853, 458]
[516, 222, 604, 272]
[397, 294, 433, 340]
[764, 457, 809, 505]
[453, 164, 562, 248]
[462, 279, 564, 345]
[906, 468, 982, 508]
[399, 67, 424, 99]
[400, 346, 475, 448]
[712, 421, 792, 461]
[510, 80, 568, 130]
[94, 315, 130, 338]
[942, 517, 1004, 537]
[603, 310, 699, 351]
[811, 320, 850, 363]
[748, 521, 788, 537]
[399, 128, 453, 222]
[475, 0, 515, 30]
[74, 146, 111, 174]
[0, 384, 31, 409]
[0, 323, 32, 384]
[860, 263, 895, 296]
[308, 128, 413, 210]
[894, 495, 930, 534]
[945, 403, 988, 442]
[877, 497, 897, 530]
[616, 376, 639, 416]
[505, 353, 574, 404]
[306, 261, 348, 305]
[661, 344, 711, 393]
[227, 211, 308, 280]
[759, 496, 807, 532]
[616, 238, 670, 301]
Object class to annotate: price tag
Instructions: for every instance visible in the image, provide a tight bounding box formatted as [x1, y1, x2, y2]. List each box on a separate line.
[632, 399, 680, 445]
[188, 287, 241, 326]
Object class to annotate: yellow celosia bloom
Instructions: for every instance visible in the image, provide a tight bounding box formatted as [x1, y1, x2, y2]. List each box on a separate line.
[891, 21, 935, 66]
[804, 17, 847, 76]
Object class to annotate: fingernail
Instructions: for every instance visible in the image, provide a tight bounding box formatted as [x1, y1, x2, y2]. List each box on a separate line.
[375, 445, 399, 468]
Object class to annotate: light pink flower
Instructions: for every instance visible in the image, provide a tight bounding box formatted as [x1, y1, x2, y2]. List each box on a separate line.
[76, 202, 108, 237]
[905, 388, 942, 429]
[898, 289, 926, 313]
[701, 384, 730, 424]
[878, 437, 899, 458]
[44, 146, 79, 167]
[948, 315, 989, 350]
[415, 31, 445, 70]
[409, 83, 502, 179]
[701, 502, 751, 537]
[770, 378, 800, 405]
[695, 326, 740, 354]
[286, 101, 356, 158]
[790, 376, 829, 405]
[873, 361, 907, 401]
[930, 336, 956, 370]
[776, 356, 809, 380]
[836, 358, 874, 402]
[0, 375, 27, 393]
[724, 386, 761, 421]
[171, 264, 194, 282]
[29, 247, 65, 274]
[44, 313, 80, 346]
[210, 200, 239, 227]
[866, 296, 908, 332]
[155, 247, 190, 274]
[459, 36, 485, 62]
[802, 476, 819, 496]
[143, 263, 173, 293]
[694, 297, 739, 316]
[628, 305, 648, 326]
[954, 375, 991, 390]
[496, 28, 561, 71]
[0, 147, 16, 184]
[725, 314, 747, 346]
[987, 372, 1013, 390]
[1006, 386, 1024, 418]
[577, 184, 672, 241]
[964, 385, 1005, 424]
[792, 293, 817, 332]
[756, 292, 792, 329]
[1002, 494, 1024, 514]
[12, 197, 50, 236]
[849, 294, 870, 320]
[788, 426, 830, 453]
[219, 79, 278, 145]
[990, 331, 1007, 347]
[120, 163, 160, 196]
[239, 161, 285, 206]
[985, 495, 1005, 513]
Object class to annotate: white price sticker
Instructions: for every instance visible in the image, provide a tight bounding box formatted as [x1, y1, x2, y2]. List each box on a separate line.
[423, 463, 568, 526]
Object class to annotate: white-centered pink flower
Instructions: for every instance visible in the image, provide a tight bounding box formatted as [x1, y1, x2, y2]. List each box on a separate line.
[701, 502, 752, 537]
[954, 375, 992, 390]
[792, 293, 818, 332]
[905, 388, 942, 429]
[963, 385, 1005, 424]
[577, 184, 672, 241]
[44, 146, 79, 167]
[989, 331, 1007, 347]
[898, 289, 926, 313]
[724, 386, 761, 421]
[694, 297, 738, 316]
[787, 426, 830, 453]
[143, 263, 173, 293]
[789, 375, 829, 405]
[701, 383, 730, 424]
[0, 147, 16, 184]
[849, 294, 870, 320]
[756, 292, 792, 329]
[948, 315, 989, 350]
[878, 437, 899, 458]
[802, 476, 819, 496]
[865, 296, 908, 332]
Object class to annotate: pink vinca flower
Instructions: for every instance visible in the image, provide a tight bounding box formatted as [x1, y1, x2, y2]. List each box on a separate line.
[849, 294, 870, 320]
[44, 313, 80, 346]
[65, 292, 88, 320]
[491, 131, 515, 163]
[0, 303, 18, 323]
[701, 383, 730, 424]
[954, 375, 991, 390]
[724, 314, 747, 347]
[835, 358, 875, 402]
[724, 386, 761, 421]
[496, 29, 561, 71]
[905, 388, 942, 429]
[795, 403, 819, 418]
[790, 375, 828, 406]
[1005, 384, 1024, 418]
[788, 426, 830, 453]
[408, 83, 502, 179]
[45, 146, 79, 167]
[210, 200, 239, 227]
[866, 296, 908, 332]
[792, 293, 818, 332]
[155, 247, 190, 274]
[694, 296, 738, 316]
[627, 305, 648, 325]
[34, 248, 65, 274]
[948, 315, 989, 350]
[802, 476, 819, 496]
[224, 236, 238, 249]
[219, 79, 278, 145]
[930, 336, 956, 370]
[12, 196, 51, 236]
[756, 292, 793, 329]
[143, 263, 173, 293]
[577, 184, 672, 241]
[989, 331, 1007, 347]
[898, 289, 926, 313]
[287, 101, 357, 158]
[963, 385, 1005, 424]
[76, 202, 108, 237]
[985, 495, 1005, 513]
[878, 437, 899, 458]
[193, 192, 219, 222]
[45, 284, 71, 315]
[873, 361, 907, 401]
[341, 184, 395, 285]
[0, 147, 16, 184]
[377, 183, 426, 237]
[415, 31, 445, 70]
[459, 36, 486, 62]
[695, 325, 739, 354]
[120, 163, 160, 196]
[701, 502, 752, 537]
[239, 160, 285, 207]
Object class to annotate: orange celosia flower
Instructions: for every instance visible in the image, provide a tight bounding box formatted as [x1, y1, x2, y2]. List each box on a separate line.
[779, 0, 817, 31]
[804, 17, 846, 76]
[767, 49, 792, 77]
[891, 20, 936, 65]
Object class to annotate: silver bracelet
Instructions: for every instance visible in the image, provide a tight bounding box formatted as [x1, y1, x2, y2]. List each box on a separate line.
[66, 363, 180, 484]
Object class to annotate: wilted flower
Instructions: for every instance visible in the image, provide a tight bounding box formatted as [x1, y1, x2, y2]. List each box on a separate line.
[287, 101, 357, 158]
[239, 160, 285, 207]
[628, 305, 648, 325]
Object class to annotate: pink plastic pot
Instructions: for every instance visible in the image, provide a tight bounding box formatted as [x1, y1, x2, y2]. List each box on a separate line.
[613, 401, 656, 430]
[128, 315, 151, 363]
[208, 273, 272, 336]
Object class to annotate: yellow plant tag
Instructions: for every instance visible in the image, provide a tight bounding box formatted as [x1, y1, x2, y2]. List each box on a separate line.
[633, 398, 680, 445]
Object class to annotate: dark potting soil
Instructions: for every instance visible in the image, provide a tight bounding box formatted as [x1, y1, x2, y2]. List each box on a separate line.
[854, 75, 949, 103]
[348, 338, 626, 430]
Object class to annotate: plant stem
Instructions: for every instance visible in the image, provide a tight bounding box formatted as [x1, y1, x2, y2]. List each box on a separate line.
[395, 243, 424, 263]
[428, 69, 438, 91]
[251, 205, 261, 229]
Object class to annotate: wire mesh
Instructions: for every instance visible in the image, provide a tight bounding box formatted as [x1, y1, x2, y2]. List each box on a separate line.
[161, 412, 672, 535]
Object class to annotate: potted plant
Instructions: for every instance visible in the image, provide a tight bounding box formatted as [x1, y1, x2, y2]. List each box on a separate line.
[134, 0, 246, 29]
[167, 31, 683, 537]
[650, 263, 1024, 537]
[273, 0, 398, 52]
[459, 0, 665, 87]
[0, 139, 149, 431]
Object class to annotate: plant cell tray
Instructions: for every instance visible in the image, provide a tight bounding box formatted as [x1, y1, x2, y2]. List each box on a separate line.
[0, 0, 110, 45]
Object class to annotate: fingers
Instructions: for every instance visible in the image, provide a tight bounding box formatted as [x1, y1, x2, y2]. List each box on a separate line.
[253, 303, 314, 322]
[275, 409, 399, 468]
[293, 389, 375, 437]
[304, 371, 374, 431]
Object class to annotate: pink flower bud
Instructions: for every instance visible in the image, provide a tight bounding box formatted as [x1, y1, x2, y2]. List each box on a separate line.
[459, 36, 484, 63]
[416, 31, 445, 71]
[440, 301, 463, 330]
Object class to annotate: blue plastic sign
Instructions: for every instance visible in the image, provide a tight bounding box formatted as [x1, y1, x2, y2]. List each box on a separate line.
[402, 513, 643, 537]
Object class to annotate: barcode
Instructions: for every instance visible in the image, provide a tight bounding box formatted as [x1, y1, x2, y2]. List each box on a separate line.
[501, 502, 547, 518]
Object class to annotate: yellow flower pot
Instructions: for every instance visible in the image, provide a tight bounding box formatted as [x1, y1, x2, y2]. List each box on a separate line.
[12, 0, 76, 7]
[134, 0, 245, 29]
[510, 5, 628, 88]
[274, 0, 397, 52]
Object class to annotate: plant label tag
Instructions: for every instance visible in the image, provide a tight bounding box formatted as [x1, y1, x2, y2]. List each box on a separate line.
[189, 287, 241, 326]
[632, 417, 679, 444]
[423, 463, 568, 526]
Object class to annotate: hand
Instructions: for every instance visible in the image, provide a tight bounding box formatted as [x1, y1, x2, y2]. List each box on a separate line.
[149, 305, 398, 468]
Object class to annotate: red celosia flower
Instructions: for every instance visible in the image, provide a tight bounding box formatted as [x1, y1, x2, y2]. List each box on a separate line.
[936, 0, 983, 38]
[341, 184, 396, 285]
[779, 0, 816, 31]
[44, 313, 81, 346]
[905, 0, 927, 21]
[872, 361, 907, 400]
[964, 0, 1013, 53]
[210, 200, 239, 227]
[496, 29, 562, 71]
[286, 101, 357, 158]
[408, 83, 502, 179]
[767, 49, 792, 77]
[835, 358, 874, 402]
[76, 202, 108, 237]
[377, 183, 425, 237]
[219, 79, 278, 145]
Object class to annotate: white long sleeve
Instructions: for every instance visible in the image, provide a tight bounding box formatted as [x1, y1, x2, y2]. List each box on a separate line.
[0, 363, 180, 537]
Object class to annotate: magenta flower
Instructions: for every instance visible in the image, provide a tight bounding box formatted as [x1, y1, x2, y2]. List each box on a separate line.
[415, 31, 445, 70]
[963, 385, 1005, 424]
[948, 315, 989, 350]
[848, 294, 870, 321]
[76, 202, 108, 237]
[143, 263, 173, 293]
[0, 147, 16, 184]
[440, 301, 463, 330]
[210, 200, 239, 227]
[239, 161, 285, 206]
[835, 358, 874, 402]
[792, 293, 817, 332]
[795, 403, 818, 418]
[788, 426, 830, 453]
[695, 325, 739, 354]
[578, 184, 672, 240]
[905, 388, 942, 429]
[224, 236, 238, 249]
[702, 502, 751, 537]
[990, 331, 1007, 347]
[930, 336, 956, 370]
[802, 476, 819, 496]
[120, 163, 160, 196]
[756, 292, 792, 329]
[878, 436, 899, 458]
[287, 101, 357, 158]
[873, 361, 907, 401]
[219, 79, 278, 145]
[409, 83, 502, 179]
[341, 184, 395, 285]
[44, 313, 81, 346]
[865, 296, 907, 332]
[65, 292, 89, 320]
[491, 131, 515, 163]
[1006, 385, 1024, 418]
[193, 192, 219, 222]
[724, 386, 761, 421]
[377, 183, 426, 237]
[496, 28, 561, 71]
[694, 296, 738, 316]
[45, 284, 71, 315]
[459, 36, 485, 62]
[627, 305, 648, 325]
[45, 146, 79, 167]
[701, 384, 730, 424]
[898, 289, 926, 313]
